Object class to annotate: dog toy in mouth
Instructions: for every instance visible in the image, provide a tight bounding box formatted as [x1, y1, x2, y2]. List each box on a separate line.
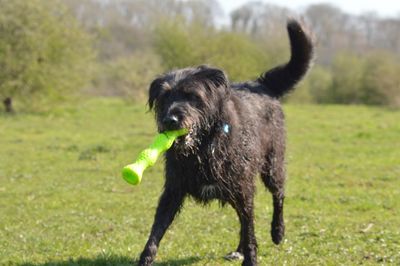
[122, 128, 188, 185]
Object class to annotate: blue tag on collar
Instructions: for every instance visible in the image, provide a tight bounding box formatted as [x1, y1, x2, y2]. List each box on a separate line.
[223, 123, 230, 134]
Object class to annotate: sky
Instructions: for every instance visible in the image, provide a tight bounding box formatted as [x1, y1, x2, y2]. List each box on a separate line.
[218, 0, 400, 18]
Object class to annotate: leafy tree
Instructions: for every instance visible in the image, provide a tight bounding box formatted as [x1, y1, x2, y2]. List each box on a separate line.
[0, 0, 94, 112]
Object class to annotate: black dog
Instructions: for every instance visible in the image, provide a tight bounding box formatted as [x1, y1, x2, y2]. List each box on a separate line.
[139, 19, 314, 266]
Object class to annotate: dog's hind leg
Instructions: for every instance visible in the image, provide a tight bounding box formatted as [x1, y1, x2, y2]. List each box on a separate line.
[261, 151, 286, 245]
[138, 188, 185, 266]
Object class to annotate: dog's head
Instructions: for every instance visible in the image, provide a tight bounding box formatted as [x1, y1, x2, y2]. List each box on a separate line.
[148, 65, 229, 152]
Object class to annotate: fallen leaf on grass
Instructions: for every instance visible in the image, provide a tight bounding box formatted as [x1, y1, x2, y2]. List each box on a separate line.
[360, 223, 374, 233]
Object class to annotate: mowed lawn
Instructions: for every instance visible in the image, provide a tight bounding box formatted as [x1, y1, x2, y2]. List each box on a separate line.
[0, 98, 399, 265]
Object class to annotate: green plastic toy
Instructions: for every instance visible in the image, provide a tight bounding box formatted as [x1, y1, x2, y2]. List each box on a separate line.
[122, 128, 188, 185]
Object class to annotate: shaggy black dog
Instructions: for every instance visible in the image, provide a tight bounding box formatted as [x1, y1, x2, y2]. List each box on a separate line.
[138, 19, 314, 266]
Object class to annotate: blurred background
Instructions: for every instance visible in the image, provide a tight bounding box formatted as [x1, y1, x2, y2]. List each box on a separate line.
[1, 1, 400, 265]
[1, 0, 400, 112]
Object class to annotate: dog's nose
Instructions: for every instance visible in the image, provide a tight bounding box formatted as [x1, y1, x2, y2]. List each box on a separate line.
[162, 115, 180, 129]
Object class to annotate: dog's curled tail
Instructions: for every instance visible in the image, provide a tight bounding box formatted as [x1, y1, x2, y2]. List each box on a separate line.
[257, 19, 315, 98]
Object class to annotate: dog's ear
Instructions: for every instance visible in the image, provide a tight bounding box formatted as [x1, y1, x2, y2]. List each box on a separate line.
[148, 77, 167, 110]
[192, 66, 229, 93]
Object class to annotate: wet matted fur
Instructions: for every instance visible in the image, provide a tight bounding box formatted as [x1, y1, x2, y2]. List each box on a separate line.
[138, 19, 314, 266]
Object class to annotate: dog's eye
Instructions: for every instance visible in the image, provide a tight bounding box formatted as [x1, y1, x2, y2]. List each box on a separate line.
[159, 90, 171, 101]
[185, 93, 199, 102]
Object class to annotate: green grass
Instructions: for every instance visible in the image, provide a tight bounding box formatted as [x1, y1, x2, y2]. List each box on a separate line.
[0, 98, 399, 265]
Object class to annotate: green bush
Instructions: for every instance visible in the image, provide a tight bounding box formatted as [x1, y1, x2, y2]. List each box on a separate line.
[153, 19, 201, 70]
[362, 52, 400, 107]
[0, 0, 94, 112]
[285, 83, 313, 104]
[288, 65, 333, 104]
[324, 51, 400, 107]
[206, 31, 271, 81]
[93, 51, 162, 101]
[328, 52, 365, 104]
[308, 65, 333, 103]
[153, 20, 272, 82]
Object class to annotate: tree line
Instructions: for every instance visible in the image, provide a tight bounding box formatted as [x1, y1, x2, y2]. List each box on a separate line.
[1, 0, 400, 112]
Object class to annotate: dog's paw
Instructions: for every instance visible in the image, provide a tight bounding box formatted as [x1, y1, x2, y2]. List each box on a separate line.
[224, 251, 244, 261]
[271, 223, 285, 245]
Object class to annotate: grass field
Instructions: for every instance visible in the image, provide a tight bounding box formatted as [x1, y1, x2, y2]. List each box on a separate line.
[1, 98, 399, 265]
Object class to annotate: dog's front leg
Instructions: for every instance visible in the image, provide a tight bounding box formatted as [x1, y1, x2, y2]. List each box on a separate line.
[230, 194, 258, 266]
[138, 188, 185, 266]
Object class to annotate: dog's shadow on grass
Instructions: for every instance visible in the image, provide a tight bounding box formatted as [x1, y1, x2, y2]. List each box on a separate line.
[19, 255, 201, 266]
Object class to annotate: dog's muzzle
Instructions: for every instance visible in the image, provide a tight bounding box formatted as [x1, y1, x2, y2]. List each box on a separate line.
[162, 115, 180, 131]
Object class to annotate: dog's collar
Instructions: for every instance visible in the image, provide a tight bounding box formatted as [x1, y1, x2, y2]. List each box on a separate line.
[210, 122, 231, 155]
[221, 122, 230, 134]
